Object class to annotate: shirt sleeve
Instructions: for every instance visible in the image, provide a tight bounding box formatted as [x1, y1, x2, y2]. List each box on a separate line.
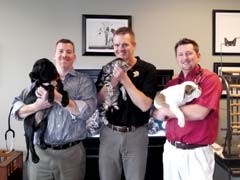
[74, 74, 97, 121]
[195, 73, 222, 110]
[11, 83, 33, 120]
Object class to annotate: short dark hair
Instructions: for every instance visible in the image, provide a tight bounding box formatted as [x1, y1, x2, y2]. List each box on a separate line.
[113, 27, 136, 44]
[56, 39, 75, 52]
[174, 38, 199, 56]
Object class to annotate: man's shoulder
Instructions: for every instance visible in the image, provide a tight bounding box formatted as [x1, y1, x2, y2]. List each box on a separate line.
[136, 56, 156, 70]
[202, 68, 220, 80]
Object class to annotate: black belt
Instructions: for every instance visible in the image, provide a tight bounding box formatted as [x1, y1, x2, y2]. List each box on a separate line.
[45, 140, 81, 150]
[107, 123, 139, 133]
[168, 140, 208, 150]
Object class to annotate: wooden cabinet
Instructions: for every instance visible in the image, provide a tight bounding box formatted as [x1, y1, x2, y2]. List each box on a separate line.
[0, 150, 23, 180]
[214, 154, 240, 180]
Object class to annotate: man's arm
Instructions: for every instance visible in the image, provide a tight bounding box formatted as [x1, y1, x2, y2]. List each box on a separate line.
[152, 104, 210, 121]
[120, 73, 152, 112]
[115, 65, 152, 112]
[17, 87, 51, 118]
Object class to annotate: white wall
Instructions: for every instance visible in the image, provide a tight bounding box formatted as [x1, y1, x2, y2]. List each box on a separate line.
[1, 0, 240, 151]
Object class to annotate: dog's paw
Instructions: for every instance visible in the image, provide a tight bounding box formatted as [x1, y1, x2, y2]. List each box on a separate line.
[178, 119, 185, 128]
[25, 153, 29, 162]
[61, 92, 69, 107]
[40, 142, 47, 149]
[32, 155, 40, 164]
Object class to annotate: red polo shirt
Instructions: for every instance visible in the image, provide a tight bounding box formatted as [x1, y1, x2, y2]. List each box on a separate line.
[165, 65, 222, 145]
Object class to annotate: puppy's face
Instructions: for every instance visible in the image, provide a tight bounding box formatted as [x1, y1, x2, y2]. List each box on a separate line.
[29, 58, 59, 83]
[181, 81, 201, 102]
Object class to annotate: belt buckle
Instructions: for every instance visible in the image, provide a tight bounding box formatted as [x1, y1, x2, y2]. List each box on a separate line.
[121, 126, 127, 132]
[174, 141, 180, 146]
[125, 127, 130, 132]
[174, 141, 182, 148]
[53, 144, 62, 150]
[130, 126, 136, 132]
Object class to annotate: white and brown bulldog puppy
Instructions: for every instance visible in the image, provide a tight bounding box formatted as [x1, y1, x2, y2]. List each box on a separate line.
[154, 81, 202, 128]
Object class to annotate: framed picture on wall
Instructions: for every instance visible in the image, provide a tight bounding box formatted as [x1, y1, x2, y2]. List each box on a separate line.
[213, 62, 240, 98]
[82, 14, 132, 56]
[212, 10, 240, 55]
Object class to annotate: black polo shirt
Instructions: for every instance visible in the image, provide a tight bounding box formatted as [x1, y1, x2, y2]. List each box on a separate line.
[96, 56, 157, 127]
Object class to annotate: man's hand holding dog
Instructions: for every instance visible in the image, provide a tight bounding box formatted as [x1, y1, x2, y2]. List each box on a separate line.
[152, 107, 175, 121]
[37, 87, 65, 107]
[111, 64, 122, 88]
[36, 87, 48, 100]
[35, 87, 52, 109]
[18, 87, 51, 119]
[111, 64, 128, 87]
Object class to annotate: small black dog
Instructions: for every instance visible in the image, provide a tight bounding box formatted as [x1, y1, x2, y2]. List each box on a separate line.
[24, 58, 69, 163]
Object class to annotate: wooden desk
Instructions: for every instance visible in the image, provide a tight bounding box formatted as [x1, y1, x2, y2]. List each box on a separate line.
[0, 150, 23, 180]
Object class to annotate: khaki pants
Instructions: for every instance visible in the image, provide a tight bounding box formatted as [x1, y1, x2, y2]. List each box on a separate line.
[27, 142, 86, 180]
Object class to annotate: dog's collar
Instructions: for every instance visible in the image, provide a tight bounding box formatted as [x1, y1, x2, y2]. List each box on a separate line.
[42, 82, 50, 86]
[42, 80, 57, 87]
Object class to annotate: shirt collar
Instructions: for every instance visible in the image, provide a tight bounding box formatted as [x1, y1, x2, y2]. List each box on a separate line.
[178, 65, 201, 83]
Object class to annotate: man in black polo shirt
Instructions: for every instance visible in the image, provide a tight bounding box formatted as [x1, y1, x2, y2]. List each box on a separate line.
[96, 27, 157, 180]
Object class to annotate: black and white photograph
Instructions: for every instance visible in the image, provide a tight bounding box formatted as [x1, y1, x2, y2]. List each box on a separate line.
[212, 10, 240, 55]
[82, 14, 132, 56]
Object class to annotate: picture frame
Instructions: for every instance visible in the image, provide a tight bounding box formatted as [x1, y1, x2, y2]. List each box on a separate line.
[213, 62, 240, 98]
[82, 14, 132, 56]
[212, 10, 240, 56]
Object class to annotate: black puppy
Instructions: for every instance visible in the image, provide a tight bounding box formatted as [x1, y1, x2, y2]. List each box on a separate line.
[24, 58, 69, 163]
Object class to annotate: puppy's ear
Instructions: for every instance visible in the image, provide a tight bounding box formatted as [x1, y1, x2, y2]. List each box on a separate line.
[29, 59, 42, 82]
[29, 71, 39, 83]
[154, 92, 166, 109]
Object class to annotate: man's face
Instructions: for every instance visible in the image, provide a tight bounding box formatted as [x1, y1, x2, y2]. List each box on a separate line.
[54, 42, 76, 70]
[176, 44, 200, 73]
[113, 33, 136, 61]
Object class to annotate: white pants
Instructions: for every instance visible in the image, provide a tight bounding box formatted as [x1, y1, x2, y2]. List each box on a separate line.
[163, 140, 215, 180]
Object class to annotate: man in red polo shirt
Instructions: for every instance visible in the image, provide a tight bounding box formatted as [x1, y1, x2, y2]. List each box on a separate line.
[153, 38, 222, 180]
